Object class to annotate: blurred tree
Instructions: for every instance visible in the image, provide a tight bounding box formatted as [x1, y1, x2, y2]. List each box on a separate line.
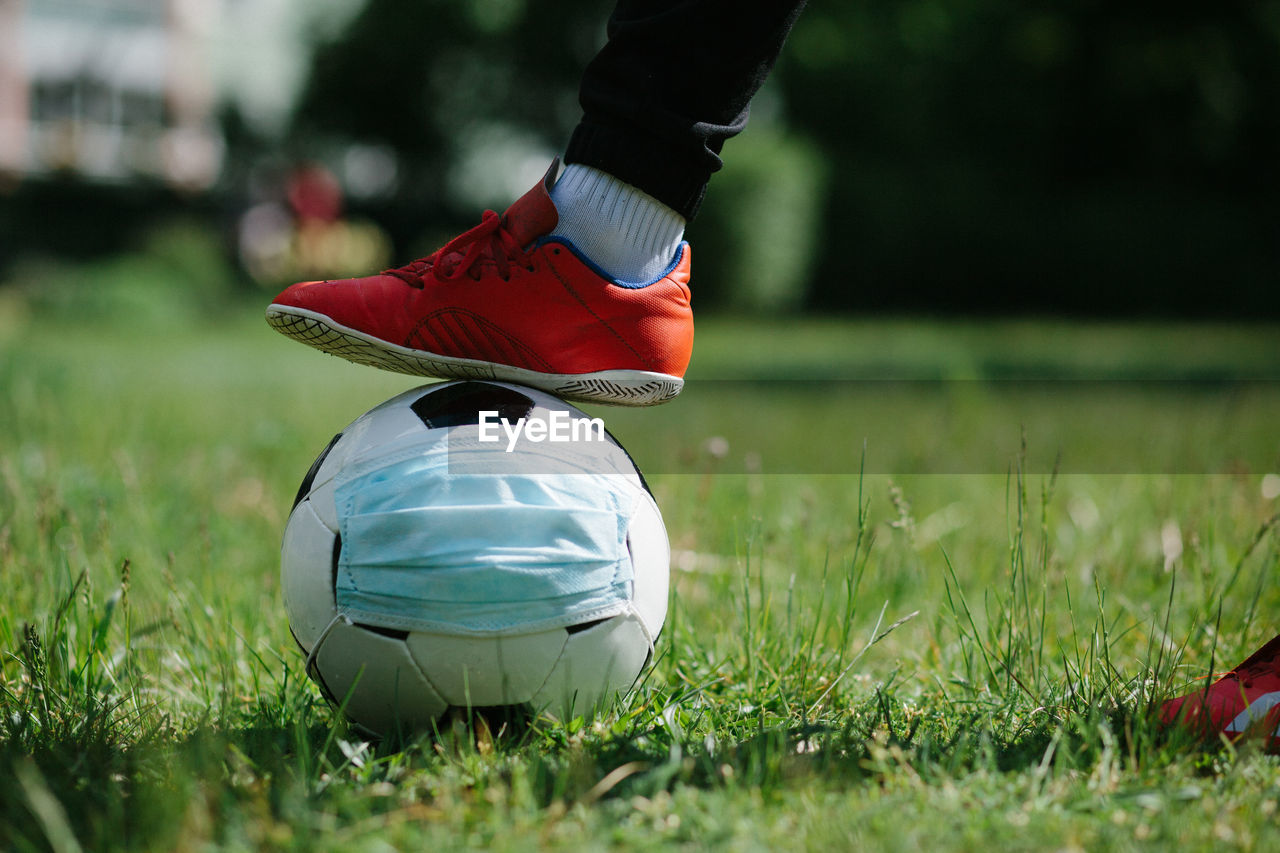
[689, 127, 826, 313]
[780, 0, 1280, 316]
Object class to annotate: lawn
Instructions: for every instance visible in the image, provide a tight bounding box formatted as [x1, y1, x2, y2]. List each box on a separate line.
[2, 280, 1280, 851]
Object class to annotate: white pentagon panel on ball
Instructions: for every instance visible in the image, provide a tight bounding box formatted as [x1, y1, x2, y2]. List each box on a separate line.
[285, 430, 345, 532]
[313, 619, 448, 736]
[624, 490, 671, 637]
[342, 385, 449, 465]
[305, 473, 340, 532]
[280, 498, 337, 654]
[533, 608, 653, 722]
[405, 629, 568, 707]
[306, 435, 349, 505]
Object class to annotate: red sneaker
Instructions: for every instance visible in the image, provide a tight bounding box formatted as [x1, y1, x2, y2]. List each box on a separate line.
[1160, 633, 1280, 751]
[265, 161, 693, 406]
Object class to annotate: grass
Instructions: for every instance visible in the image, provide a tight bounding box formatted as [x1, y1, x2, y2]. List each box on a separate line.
[2, 274, 1280, 850]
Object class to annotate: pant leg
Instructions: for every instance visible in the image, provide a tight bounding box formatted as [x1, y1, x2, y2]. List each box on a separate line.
[565, 0, 808, 221]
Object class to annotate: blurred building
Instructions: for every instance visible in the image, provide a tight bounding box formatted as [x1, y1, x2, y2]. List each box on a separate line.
[0, 0, 223, 190]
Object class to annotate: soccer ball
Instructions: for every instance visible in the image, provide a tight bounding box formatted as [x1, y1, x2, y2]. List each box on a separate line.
[281, 380, 669, 737]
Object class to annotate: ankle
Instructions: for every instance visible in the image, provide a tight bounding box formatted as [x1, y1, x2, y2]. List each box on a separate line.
[549, 164, 686, 283]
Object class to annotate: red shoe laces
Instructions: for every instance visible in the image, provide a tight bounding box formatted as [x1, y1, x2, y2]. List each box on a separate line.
[386, 210, 532, 286]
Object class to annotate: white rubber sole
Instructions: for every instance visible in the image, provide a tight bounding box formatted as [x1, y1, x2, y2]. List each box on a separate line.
[266, 305, 684, 407]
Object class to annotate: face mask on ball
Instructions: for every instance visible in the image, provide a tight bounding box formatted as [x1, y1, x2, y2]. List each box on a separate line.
[331, 437, 637, 636]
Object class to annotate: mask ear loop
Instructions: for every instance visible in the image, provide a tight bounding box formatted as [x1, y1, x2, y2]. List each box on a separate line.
[305, 612, 353, 678]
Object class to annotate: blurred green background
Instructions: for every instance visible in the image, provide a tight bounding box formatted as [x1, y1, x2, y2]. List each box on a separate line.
[2, 0, 1277, 318]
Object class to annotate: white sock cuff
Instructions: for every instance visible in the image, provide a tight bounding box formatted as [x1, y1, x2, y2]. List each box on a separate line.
[550, 164, 686, 283]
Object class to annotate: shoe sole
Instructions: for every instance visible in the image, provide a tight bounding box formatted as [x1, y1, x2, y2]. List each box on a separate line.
[265, 305, 684, 407]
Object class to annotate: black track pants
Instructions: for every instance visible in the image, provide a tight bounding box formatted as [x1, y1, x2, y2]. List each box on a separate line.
[565, 0, 808, 220]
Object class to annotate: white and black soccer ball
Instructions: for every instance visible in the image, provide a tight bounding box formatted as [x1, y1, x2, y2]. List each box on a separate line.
[281, 380, 669, 738]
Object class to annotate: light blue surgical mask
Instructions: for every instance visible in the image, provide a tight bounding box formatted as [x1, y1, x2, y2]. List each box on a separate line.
[331, 431, 638, 636]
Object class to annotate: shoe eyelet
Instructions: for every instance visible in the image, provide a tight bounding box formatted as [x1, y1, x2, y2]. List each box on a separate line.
[552, 248, 560, 255]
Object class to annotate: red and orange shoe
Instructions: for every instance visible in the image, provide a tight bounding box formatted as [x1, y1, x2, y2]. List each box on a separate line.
[265, 161, 692, 406]
[1160, 633, 1280, 752]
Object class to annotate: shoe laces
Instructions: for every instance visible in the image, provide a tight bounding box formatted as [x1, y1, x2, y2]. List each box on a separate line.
[386, 210, 533, 286]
